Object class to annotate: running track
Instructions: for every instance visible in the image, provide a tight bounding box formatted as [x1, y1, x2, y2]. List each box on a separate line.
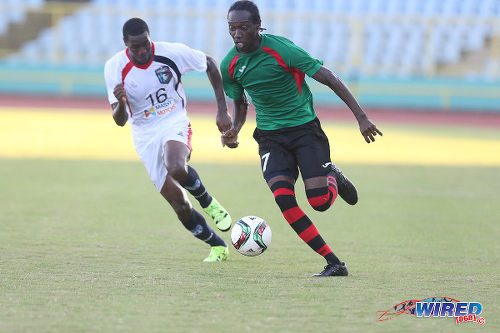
[1, 94, 499, 128]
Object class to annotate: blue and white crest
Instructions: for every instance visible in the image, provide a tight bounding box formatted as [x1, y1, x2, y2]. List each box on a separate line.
[155, 66, 173, 84]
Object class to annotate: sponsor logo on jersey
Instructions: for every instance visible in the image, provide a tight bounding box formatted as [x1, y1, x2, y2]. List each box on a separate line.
[143, 99, 176, 117]
[322, 162, 332, 168]
[144, 107, 156, 118]
[239, 65, 246, 73]
[155, 66, 173, 84]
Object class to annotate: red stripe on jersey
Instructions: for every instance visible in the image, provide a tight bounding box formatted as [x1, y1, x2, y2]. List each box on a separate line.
[299, 224, 319, 243]
[307, 193, 330, 207]
[126, 42, 155, 69]
[317, 244, 332, 256]
[228, 55, 239, 80]
[282, 206, 305, 224]
[187, 123, 193, 151]
[273, 188, 295, 198]
[262, 46, 305, 95]
[121, 62, 134, 83]
[120, 62, 134, 118]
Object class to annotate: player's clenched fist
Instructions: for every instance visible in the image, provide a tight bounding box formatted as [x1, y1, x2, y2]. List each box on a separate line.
[113, 83, 128, 104]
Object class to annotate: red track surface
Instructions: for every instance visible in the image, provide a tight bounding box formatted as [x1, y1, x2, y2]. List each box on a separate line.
[1, 94, 499, 128]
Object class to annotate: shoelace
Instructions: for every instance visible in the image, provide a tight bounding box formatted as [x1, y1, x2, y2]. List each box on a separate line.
[211, 210, 226, 220]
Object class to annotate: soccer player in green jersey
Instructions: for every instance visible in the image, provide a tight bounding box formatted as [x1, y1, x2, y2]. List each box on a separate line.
[218, 1, 383, 277]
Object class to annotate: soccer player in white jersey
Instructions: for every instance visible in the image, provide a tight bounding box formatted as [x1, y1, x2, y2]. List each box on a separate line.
[104, 18, 233, 262]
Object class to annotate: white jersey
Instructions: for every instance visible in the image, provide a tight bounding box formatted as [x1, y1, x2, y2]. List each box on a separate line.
[104, 41, 207, 138]
[104, 42, 207, 192]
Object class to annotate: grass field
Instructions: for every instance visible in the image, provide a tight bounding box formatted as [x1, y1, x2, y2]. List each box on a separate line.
[0, 109, 499, 332]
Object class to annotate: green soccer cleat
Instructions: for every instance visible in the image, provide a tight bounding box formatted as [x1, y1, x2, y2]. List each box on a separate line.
[203, 245, 229, 262]
[203, 198, 232, 232]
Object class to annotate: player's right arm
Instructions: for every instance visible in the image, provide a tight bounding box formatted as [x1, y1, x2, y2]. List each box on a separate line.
[111, 83, 128, 127]
[104, 57, 129, 127]
[220, 54, 247, 148]
[222, 94, 248, 148]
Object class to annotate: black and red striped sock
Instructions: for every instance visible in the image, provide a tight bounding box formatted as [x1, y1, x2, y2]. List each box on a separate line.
[306, 175, 338, 211]
[271, 181, 340, 265]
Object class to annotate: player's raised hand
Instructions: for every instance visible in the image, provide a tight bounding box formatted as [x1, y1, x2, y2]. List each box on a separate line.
[221, 128, 239, 148]
[113, 84, 128, 104]
[359, 117, 383, 143]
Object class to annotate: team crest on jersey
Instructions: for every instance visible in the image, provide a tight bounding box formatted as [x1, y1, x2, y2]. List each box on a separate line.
[155, 66, 173, 84]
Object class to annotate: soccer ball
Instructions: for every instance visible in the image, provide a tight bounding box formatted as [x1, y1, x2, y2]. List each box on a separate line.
[230, 216, 272, 256]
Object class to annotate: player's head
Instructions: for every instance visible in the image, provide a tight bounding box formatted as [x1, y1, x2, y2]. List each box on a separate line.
[227, 1, 264, 54]
[122, 18, 152, 66]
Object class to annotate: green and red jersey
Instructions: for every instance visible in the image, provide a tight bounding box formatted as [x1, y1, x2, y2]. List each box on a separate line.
[220, 34, 323, 130]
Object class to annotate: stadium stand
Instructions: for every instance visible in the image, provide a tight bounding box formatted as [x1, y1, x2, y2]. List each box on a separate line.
[1, 0, 499, 80]
[0, 0, 499, 111]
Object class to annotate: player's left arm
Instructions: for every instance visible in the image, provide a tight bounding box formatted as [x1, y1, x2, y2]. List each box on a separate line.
[312, 66, 383, 143]
[206, 55, 232, 133]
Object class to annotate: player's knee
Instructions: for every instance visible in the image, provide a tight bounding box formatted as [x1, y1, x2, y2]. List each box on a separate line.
[167, 164, 188, 182]
[310, 201, 330, 212]
[306, 187, 333, 212]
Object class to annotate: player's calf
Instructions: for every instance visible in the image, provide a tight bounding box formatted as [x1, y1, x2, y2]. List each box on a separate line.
[179, 165, 212, 208]
[180, 209, 227, 251]
[271, 181, 342, 266]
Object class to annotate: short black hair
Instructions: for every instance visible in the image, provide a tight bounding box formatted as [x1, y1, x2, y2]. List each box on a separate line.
[122, 18, 149, 41]
[228, 0, 261, 24]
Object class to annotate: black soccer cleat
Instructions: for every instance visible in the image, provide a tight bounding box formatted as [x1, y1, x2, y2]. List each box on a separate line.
[313, 262, 349, 277]
[330, 164, 358, 205]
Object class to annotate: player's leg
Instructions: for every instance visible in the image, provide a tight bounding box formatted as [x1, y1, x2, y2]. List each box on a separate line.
[163, 140, 208, 203]
[163, 140, 231, 231]
[303, 175, 338, 212]
[160, 174, 228, 262]
[268, 175, 346, 276]
[296, 118, 357, 208]
[255, 132, 346, 276]
[287, 120, 350, 276]
[294, 132, 337, 212]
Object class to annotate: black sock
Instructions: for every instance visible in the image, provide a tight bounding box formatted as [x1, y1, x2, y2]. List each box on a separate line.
[180, 209, 225, 247]
[179, 166, 212, 208]
[325, 253, 341, 266]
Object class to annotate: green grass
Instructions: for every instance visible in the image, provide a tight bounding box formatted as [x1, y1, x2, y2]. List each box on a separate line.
[0, 159, 498, 332]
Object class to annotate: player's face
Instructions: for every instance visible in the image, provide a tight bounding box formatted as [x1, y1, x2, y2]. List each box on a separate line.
[227, 10, 261, 54]
[125, 31, 153, 66]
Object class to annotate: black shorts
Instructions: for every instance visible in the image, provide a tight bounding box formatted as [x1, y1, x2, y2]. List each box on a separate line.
[253, 118, 332, 182]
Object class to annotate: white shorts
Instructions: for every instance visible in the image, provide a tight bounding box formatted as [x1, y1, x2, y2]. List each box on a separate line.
[132, 117, 192, 192]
